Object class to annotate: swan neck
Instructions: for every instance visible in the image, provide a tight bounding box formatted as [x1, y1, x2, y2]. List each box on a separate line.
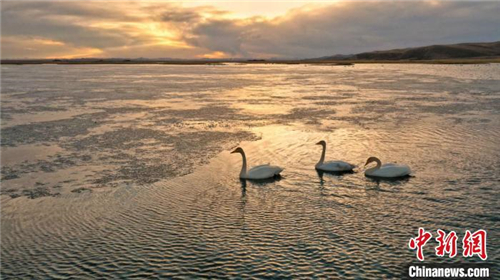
[365, 159, 382, 175]
[239, 151, 247, 178]
[317, 144, 326, 166]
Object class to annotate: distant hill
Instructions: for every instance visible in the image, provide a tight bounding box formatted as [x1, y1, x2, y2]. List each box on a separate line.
[321, 41, 500, 61]
[3, 41, 500, 65]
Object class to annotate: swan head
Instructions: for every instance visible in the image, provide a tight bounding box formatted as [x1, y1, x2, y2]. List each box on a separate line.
[315, 140, 326, 146]
[231, 147, 244, 154]
[364, 156, 381, 167]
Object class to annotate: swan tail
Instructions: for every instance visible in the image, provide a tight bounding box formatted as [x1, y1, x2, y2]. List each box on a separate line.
[275, 167, 284, 175]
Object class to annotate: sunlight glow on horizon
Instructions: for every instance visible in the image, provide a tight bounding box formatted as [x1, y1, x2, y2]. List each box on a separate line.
[1, 1, 498, 59]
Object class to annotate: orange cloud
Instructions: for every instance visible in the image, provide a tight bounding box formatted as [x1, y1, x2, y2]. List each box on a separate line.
[197, 51, 227, 59]
[1, 1, 499, 59]
[1, 36, 102, 59]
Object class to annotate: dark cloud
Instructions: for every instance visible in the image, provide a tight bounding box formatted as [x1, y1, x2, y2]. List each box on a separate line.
[160, 10, 200, 23]
[1, 1, 150, 50]
[186, 20, 247, 56]
[1, 1, 499, 59]
[186, 1, 500, 58]
[2, 20, 135, 49]
[1, 1, 142, 21]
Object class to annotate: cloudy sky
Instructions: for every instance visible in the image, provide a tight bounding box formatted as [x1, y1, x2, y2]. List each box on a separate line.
[1, 1, 499, 59]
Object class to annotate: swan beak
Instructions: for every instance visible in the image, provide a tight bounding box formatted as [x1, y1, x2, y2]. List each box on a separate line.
[315, 141, 321, 145]
[230, 150, 237, 154]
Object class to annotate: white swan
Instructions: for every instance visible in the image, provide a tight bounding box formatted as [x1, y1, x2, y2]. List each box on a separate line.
[231, 147, 283, 180]
[315, 140, 355, 172]
[364, 157, 411, 178]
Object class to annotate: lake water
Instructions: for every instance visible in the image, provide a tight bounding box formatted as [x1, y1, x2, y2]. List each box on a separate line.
[1, 64, 499, 278]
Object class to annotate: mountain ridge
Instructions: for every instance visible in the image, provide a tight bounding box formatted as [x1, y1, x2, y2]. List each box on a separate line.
[320, 41, 500, 61]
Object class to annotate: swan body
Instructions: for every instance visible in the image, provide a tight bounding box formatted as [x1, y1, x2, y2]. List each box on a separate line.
[231, 147, 283, 180]
[315, 140, 355, 172]
[246, 164, 284, 180]
[317, 160, 355, 172]
[364, 157, 411, 178]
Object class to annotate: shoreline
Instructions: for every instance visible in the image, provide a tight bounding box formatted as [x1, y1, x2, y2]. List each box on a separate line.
[2, 58, 500, 65]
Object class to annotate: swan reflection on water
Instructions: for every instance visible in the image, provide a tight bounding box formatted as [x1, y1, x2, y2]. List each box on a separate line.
[316, 169, 356, 181]
[238, 176, 283, 212]
[239, 176, 283, 189]
[365, 175, 412, 189]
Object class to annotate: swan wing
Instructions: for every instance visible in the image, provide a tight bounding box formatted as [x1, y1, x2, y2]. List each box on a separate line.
[369, 164, 411, 178]
[246, 165, 283, 180]
[317, 160, 355, 172]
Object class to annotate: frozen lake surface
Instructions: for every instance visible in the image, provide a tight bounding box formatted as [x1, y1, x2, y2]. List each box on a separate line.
[1, 64, 499, 278]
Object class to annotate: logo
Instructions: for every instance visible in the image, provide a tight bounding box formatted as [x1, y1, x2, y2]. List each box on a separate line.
[408, 228, 487, 261]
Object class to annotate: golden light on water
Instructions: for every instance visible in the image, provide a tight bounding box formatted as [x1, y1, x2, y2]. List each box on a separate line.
[1, 0, 500, 278]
